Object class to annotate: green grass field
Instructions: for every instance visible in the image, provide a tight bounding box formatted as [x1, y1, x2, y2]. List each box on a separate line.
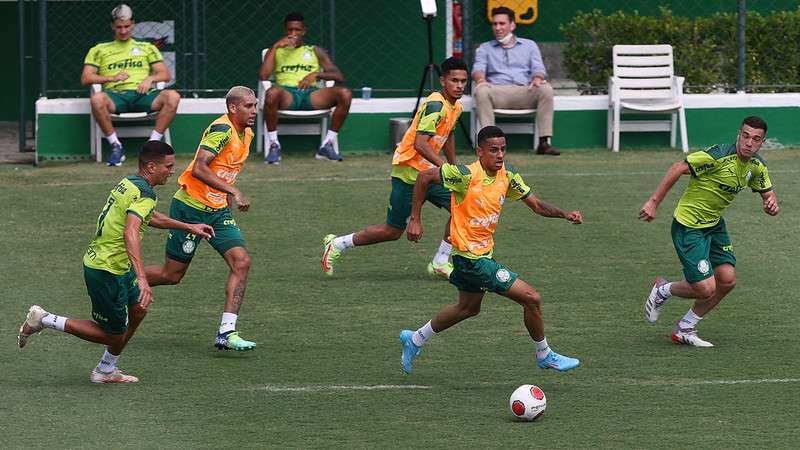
[1, 149, 798, 448]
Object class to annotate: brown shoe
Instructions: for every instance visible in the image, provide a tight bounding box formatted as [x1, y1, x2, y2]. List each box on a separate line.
[535, 143, 561, 155]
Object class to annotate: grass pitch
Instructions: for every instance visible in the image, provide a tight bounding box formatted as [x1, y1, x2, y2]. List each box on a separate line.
[1, 148, 798, 448]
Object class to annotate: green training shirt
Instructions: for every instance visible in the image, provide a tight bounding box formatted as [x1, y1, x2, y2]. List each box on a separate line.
[274, 45, 320, 87]
[674, 143, 773, 229]
[84, 176, 157, 275]
[84, 38, 163, 92]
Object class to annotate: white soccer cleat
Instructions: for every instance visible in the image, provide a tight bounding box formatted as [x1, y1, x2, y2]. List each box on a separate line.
[90, 368, 140, 384]
[644, 276, 669, 323]
[671, 326, 714, 348]
[18, 305, 48, 348]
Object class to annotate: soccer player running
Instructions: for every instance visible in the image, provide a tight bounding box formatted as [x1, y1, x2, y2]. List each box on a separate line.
[17, 141, 213, 383]
[322, 57, 467, 280]
[399, 126, 582, 374]
[640, 116, 779, 347]
[145, 86, 259, 351]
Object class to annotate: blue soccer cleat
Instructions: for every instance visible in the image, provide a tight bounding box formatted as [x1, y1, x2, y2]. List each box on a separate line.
[399, 329, 421, 374]
[536, 350, 580, 372]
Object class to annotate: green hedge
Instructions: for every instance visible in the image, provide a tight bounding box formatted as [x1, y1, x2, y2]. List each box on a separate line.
[560, 7, 800, 94]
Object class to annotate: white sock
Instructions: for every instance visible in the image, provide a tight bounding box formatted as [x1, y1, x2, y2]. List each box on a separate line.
[149, 130, 164, 141]
[95, 350, 119, 374]
[534, 337, 551, 360]
[411, 321, 436, 347]
[657, 282, 673, 300]
[105, 132, 121, 146]
[268, 131, 279, 145]
[324, 130, 338, 144]
[333, 234, 355, 251]
[41, 313, 67, 332]
[432, 240, 452, 265]
[219, 312, 238, 334]
[678, 308, 703, 329]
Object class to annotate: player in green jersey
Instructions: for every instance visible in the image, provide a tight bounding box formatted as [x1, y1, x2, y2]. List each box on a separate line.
[80, 4, 181, 167]
[259, 12, 352, 162]
[639, 116, 780, 347]
[17, 141, 213, 384]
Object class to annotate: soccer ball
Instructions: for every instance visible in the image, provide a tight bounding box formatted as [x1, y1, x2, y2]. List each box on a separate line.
[509, 384, 546, 421]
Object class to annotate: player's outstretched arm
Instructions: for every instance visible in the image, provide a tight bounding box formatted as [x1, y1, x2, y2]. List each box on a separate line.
[149, 211, 215, 239]
[123, 214, 152, 309]
[522, 194, 582, 224]
[639, 160, 690, 222]
[761, 190, 780, 216]
[408, 168, 442, 242]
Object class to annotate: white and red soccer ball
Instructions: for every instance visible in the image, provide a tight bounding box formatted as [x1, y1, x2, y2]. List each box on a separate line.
[509, 384, 546, 421]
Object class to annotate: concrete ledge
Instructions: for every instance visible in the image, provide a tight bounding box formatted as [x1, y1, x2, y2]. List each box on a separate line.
[36, 93, 800, 115]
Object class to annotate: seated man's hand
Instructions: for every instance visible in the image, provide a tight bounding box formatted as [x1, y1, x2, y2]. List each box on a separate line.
[528, 76, 546, 90]
[297, 72, 319, 90]
[111, 71, 130, 82]
[137, 77, 153, 94]
[273, 36, 296, 49]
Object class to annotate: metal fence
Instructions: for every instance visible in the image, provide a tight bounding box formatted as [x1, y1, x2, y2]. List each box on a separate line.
[16, 0, 800, 150]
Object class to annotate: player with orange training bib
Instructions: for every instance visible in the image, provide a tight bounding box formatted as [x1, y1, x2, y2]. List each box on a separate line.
[399, 126, 582, 374]
[145, 86, 259, 351]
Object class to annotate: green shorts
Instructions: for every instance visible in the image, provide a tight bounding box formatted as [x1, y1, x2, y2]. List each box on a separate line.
[84, 265, 139, 335]
[449, 255, 519, 293]
[671, 218, 736, 283]
[386, 176, 452, 229]
[165, 198, 246, 263]
[278, 84, 318, 110]
[106, 89, 160, 113]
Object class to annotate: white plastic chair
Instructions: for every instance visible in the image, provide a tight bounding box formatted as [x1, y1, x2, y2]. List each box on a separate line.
[256, 48, 336, 155]
[89, 82, 172, 162]
[608, 44, 688, 152]
[470, 107, 539, 149]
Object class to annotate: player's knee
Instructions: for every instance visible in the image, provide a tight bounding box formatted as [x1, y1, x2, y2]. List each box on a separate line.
[90, 92, 108, 109]
[232, 253, 252, 274]
[164, 89, 181, 107]
[385, 226, 404, 241]
[337, 88, 352, 105]
[522, 289, 542, 308]
[163, 270, 185, 285]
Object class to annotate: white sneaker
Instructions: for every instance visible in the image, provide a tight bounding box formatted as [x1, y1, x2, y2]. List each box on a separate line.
[90, 368, 140, 384]
[427, 261, 453, 280]
[644, 277, 668, 323]
[671, 325, 714, 348]
[18, 305, 48, 348]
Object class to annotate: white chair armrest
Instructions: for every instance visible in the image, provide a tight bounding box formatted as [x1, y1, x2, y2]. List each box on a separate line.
[673, 76, 685, 98]
[608, 76, 620, 105]
[258, 79, 273, 110]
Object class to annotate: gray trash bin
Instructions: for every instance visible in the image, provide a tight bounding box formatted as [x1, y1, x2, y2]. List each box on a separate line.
[389, 117, 412, 150]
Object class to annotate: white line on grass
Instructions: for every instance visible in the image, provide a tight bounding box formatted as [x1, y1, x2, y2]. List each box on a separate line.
[247, 384, 432, 393]
[696, 378, 800, 386]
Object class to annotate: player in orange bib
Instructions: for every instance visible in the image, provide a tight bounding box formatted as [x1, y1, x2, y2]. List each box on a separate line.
[399, 126, 583, 374]
[145, 86, 259, 351]
[321, 57, 468, 280]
